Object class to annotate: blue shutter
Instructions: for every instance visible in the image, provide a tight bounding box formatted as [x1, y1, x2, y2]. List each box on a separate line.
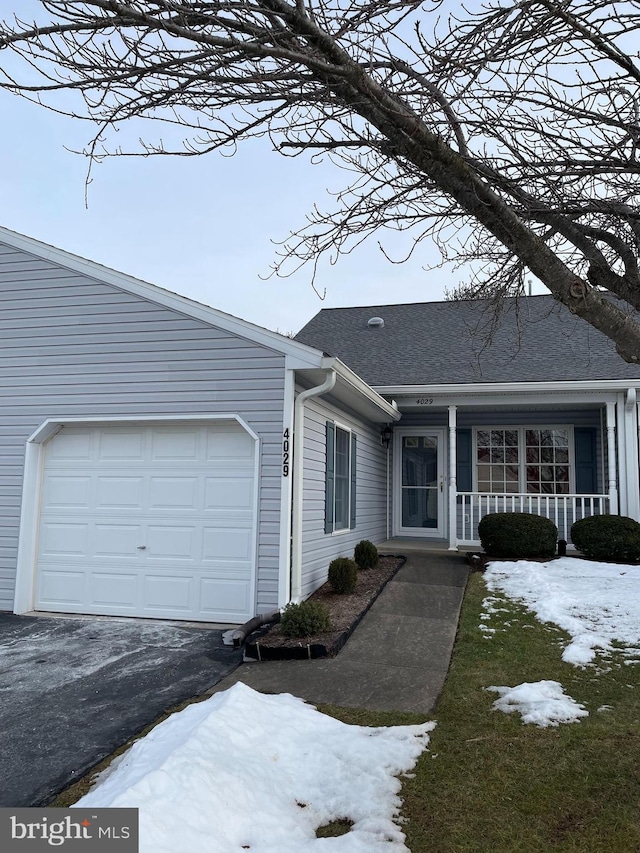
[325, 422, 335, 534]
[575, 427, 597, 494]
[457, 429, 473, 492]
[350, 432, 357, 529]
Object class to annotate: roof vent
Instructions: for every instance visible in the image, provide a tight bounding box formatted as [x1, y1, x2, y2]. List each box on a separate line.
[367, 316, 385, 328]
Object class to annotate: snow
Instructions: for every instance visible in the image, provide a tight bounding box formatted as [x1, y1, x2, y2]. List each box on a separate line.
[483, 557, 640, 666]
[74, 682, 435, 853]
[486, 681, 589, 727]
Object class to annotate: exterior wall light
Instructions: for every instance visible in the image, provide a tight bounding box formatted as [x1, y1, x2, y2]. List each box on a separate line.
[380, 425, 393, 447]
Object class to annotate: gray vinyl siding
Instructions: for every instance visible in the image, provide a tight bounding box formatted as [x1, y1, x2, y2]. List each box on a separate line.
[0, 241, 286, 614]
[300, 391, 388, 598]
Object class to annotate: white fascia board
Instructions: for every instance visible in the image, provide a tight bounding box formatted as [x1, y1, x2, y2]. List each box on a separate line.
[0, 225, 324, 364]
[374, 379, 640, 396]
[323, 357, 401, 421]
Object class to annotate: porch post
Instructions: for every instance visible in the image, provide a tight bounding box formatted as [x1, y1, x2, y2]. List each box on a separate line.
[448, 405, 457, 550]
[625, 389, 639, 520]
[606, 401, 618, 515]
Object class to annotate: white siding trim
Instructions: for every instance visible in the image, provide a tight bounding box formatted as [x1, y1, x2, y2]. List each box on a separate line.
[278, 369, 295, 608]
[14, 414, 260, 617]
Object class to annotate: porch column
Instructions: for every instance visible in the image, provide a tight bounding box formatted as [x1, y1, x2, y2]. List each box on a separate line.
[606, 401, 618, 515]
[448, 405, 457, 550]
[625, 389, 639, 520]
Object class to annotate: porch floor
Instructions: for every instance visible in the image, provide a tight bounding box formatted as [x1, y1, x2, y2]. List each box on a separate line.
[377, 538, 477, 553]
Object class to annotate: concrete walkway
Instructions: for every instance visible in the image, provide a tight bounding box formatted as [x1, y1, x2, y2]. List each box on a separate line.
[210, 552, 469, 714]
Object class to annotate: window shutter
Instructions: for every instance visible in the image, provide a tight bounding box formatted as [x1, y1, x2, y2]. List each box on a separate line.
[457, 429, 473, 492]
[350, 433, 357, 529]
[575, 427, 597, 494]
[325, 422, 335, 534]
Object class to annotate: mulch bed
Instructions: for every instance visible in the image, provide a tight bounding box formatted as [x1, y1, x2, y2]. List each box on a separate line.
[244, 554, 406, 660]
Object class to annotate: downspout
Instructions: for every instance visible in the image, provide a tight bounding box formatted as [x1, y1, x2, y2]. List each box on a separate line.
[386, 442, 390, 541]
[291, 369, 337, 603]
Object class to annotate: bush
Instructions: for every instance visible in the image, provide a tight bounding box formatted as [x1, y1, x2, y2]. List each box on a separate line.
[328, 557, 358, 594]
[354, 539, 379, 570]
[478, 512, 557, 558]
[280, 601, 331, 638]
[571, 514, 640, 561]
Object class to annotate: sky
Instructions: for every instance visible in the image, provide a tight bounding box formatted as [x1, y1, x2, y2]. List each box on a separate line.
[0, 2, 463, 335]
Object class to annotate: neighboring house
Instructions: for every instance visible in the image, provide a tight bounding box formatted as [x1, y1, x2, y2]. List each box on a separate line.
[1, 226, 639, 625]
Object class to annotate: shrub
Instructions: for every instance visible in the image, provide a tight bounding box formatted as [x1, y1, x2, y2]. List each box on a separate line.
[571, 514, 640, 561]
[354, 539, 379, 570]
[280, 601, 331, 638]
[478, 512, 557, 558]
[328, 557, 358, 594]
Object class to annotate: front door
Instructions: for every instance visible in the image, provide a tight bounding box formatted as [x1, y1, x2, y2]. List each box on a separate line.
[394, 429, 445, 538]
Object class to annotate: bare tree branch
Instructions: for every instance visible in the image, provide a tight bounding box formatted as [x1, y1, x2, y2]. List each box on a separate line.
[1, 0, 640, 359]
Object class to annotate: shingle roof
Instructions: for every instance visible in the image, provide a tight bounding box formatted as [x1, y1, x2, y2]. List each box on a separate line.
[295, 295, 640, 386]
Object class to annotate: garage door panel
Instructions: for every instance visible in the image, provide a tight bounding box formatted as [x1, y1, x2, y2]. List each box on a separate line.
[200, 578, 251, 618]
[40, 523, 89, 556]
[146, 526, 196, 560]
[206, 429, 253, 459]
[93, 524, 142, 557]
[35, 423, 257, 622]
[204, 477, 253, 509]
[99, 430, 145, 460]
[96, 477, 144, 509]
[47, 430, 93, 461]
[151, 429, 199, 460]
[148, 477, 199, 510]
[91, 572, 137, 607]
[38, 570, 86, 605]
[202, 527, 252, 561]
[42, 476, 91, 508]
[144, 575, 192, 611]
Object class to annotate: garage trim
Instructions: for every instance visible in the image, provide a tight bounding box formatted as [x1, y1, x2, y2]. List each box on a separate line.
[14, 414, 260, 618]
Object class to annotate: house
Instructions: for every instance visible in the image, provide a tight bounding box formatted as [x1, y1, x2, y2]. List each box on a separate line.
[1, 226, 639, 626]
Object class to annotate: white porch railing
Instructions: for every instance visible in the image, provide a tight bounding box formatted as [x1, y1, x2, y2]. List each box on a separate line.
[457, 492, 610, 546]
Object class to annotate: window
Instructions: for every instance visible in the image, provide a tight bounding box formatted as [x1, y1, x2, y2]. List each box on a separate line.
[325, 422, 357, 533]
[475, 427, 572, 494]
[334, 426, 350, 530]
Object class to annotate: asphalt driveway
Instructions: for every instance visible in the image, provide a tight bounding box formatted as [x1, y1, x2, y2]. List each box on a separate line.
[0, 613, 242, 807]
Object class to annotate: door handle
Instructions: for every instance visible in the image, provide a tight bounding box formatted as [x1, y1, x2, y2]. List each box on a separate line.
[137, 546, 146, 550]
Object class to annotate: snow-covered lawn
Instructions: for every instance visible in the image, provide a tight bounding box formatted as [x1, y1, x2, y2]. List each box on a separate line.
[480, 557, 640, 728]
[67, 556, 639, 849]
[74, 682, 434, 853]
[484, 557, 640, 666]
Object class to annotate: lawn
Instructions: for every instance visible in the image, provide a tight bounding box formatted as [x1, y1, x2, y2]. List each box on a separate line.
[54, 562, 640, 852]
[325, 570, 640, 853]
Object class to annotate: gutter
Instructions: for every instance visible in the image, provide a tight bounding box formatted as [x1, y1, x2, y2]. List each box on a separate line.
[374, 379, 640, 396]
[291, 369, 337, 603]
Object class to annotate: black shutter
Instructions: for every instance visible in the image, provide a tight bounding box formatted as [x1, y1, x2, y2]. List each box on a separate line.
[324, 422, 335, 534]
[457, 429, 473, 492]
[575, 427, 597, 494]
[350, 432, 357, 529]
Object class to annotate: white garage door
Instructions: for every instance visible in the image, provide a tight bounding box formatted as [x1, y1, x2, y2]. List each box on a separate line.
[34, 422, 257, 622]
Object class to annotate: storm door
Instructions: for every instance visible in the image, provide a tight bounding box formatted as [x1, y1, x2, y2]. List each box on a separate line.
[395, 430, 445, 538]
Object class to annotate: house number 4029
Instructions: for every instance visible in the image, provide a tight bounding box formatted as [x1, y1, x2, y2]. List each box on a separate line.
[282, 428, 290, 476]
